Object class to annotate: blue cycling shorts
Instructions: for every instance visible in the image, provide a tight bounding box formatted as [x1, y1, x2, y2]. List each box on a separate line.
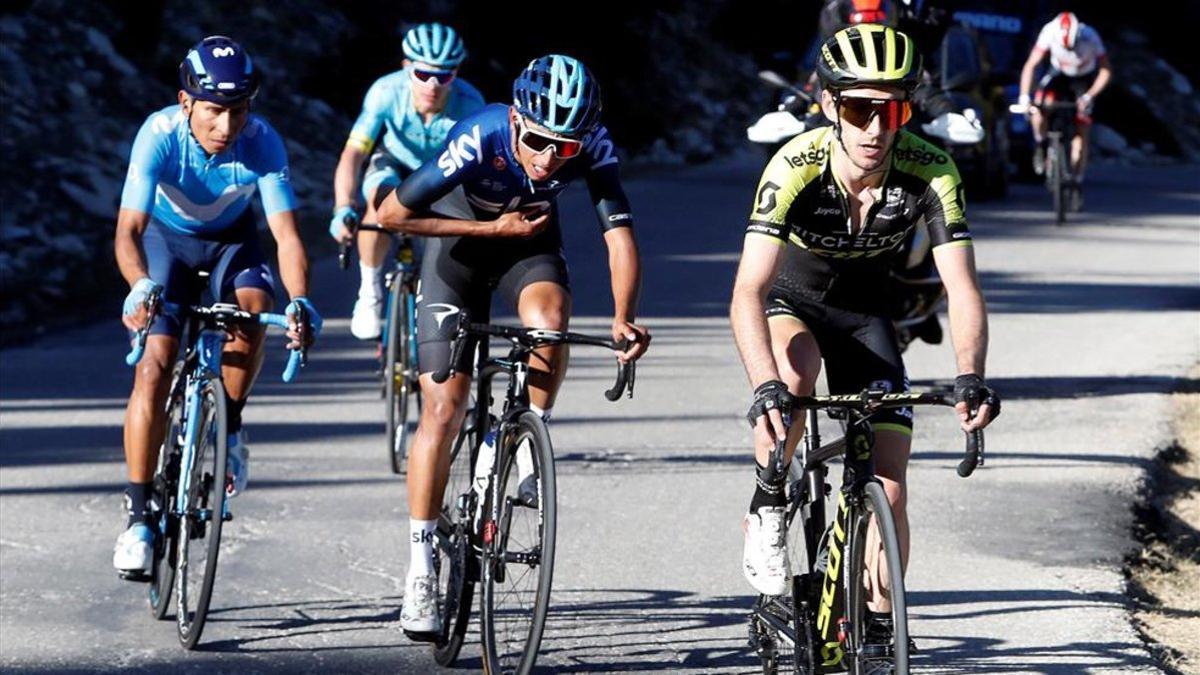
[143, 211, 276, 337]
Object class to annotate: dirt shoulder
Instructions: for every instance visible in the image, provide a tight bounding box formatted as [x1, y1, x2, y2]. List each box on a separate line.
[1128, 366, 1200, 674]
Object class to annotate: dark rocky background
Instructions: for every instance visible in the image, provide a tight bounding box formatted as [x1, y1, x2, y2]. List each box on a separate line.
[0, 0, 1196, 342]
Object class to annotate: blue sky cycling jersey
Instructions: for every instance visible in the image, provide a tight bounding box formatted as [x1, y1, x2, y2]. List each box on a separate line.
[119, 105, 296, 235]
[395, 103, 631, 230]
[346, 67, 485, 169]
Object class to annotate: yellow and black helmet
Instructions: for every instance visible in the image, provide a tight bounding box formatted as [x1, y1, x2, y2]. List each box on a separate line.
[816, 24, 921, 93]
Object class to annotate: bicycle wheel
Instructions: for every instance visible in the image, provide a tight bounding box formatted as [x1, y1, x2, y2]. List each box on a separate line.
[1051, 142, 1067, 226]
[481, 411, 556, 675]
[175, 376, 228, 649]
[434, 408, 482, 665]
[845, 481, 909, 675]
[148, 364, 185, 620]
[386, 280, 419, 474]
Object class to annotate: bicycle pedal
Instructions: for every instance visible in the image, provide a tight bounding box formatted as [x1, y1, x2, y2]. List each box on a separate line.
[118, 570, 152, 583]
[402, 629, 441, 644]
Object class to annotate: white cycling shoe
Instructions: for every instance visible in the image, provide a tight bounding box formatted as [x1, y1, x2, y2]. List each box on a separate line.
[350, 295, 383, 340]
[400, 572, 442, 639]
[113, 523, 154, 576]
[226, 432, 249, 498]
[743, 506, 790, 596]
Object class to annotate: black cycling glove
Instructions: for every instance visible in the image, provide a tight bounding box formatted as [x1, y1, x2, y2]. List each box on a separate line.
[954, 374, 1001, 422]
[746, 380, 794, 428]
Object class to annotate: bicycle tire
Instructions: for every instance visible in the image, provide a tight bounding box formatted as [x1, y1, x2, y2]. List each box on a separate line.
[386, 280, 417, 474]
[845, 480, 909, 675]
[175, 376, 228, 650]
[481, 411, 556, 675]
[434, 408, 482, 665]
[1051, 141, 1067, 226]
[148, 364, 186, 620]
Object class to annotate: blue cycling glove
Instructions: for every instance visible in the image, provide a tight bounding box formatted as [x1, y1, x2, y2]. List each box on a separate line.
[286, 296, 323, 336]
[123, 278, 162, 318]
[330, 205, 360, 240]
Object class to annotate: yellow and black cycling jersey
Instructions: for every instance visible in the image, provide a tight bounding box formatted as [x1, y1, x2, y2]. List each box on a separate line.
[746, 125, 972, 315]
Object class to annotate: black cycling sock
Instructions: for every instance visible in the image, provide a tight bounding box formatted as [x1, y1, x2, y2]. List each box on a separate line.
[226, 395, 246, 434]
[125, 482, 152, 527]
[749, 460, 787, 513]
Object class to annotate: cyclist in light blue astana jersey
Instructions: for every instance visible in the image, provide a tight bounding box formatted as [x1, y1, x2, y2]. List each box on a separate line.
[113, 36, 320, 577]
[330, 22, 484, 340]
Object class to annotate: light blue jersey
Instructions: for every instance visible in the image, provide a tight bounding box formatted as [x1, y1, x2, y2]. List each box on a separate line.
[346, 67, 485, 170]
[120, 105, 297, 236]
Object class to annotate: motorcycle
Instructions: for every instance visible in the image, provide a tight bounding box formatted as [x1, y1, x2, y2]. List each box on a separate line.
[745, 70, 821, 157]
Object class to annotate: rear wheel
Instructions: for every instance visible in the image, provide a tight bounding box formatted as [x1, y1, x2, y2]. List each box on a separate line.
[845, 481, 909, 675]
[386, 280, 420, 474]
[481, 412, 556, 675]
[175, 377, 228, 650]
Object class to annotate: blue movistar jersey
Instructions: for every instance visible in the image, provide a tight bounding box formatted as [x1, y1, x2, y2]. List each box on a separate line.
[119, 105, 297, 236]
[346, 67, 486, 169]
[395, 103, 632, 230]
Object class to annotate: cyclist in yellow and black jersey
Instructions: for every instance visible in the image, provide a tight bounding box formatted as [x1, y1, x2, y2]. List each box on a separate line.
[748, 124, 971, 317]
[731, 24, 1000, 642]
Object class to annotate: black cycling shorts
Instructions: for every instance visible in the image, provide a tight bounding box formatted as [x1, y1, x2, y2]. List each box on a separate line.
[416, 208, 570, 375]
[765, 291, 913, 433]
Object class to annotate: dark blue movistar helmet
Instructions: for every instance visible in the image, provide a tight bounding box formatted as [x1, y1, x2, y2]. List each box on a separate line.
[512, 54, 602, 137]
[178, 36, 259, 105]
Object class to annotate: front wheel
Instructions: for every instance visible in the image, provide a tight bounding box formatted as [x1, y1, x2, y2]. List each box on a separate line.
[148, 363, 185, 620]
[175, 376, 228, 650]
[481, 412, 556, 675]
[845, 480, 909, 675]
[1049, 141, 1068, 226]
[386, 280, 420, 474]
[433, 408, 481, 666]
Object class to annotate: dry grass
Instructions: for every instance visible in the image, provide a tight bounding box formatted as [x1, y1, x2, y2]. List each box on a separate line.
[1129, 367, 1200, 675]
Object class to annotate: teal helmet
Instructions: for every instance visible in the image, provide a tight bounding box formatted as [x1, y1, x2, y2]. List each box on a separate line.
[512, 54, 602, 137]
[402, 22, 466, 69]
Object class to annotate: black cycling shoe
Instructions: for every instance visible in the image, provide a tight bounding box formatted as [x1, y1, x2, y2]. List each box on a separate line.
[864, 612, 919, 655]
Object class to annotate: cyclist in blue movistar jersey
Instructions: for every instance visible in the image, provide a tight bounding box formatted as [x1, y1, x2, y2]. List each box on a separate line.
[375, 54, 651, 638]
[330, 22, 485, 340]
[113, 36, 320, 577]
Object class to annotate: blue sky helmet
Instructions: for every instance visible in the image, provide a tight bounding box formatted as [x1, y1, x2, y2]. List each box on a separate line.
[178, 36, 259, 105]
[402, 22, 466, 70]
[512, 54, 602, 137]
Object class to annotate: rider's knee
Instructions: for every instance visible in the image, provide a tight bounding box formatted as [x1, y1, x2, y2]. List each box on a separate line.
[422, 390, 466, 430]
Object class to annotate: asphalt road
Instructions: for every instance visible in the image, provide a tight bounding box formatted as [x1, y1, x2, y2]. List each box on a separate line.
[1, 155, 1197, 674]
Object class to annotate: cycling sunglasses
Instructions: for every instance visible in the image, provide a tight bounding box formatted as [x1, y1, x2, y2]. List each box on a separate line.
[411, 68, 456, 86]
[837, 96, 912, 130]
[516, 115, 583, 159]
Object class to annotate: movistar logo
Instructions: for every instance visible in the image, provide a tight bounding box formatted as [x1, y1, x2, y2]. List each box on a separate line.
[211, 46, 235, 58]
[427, 303, 460, 329]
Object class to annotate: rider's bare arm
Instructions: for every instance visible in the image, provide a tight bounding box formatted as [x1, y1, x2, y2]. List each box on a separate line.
[1019, 47, 1048, 100]
[114, 208, 152, 286]
[332, 144, 367, 212]
[265, 209, 310, 301]
[1085, 55, 1112, 100]
[375, 194, 548, 238]
[602, 226, 648, 361]
[730, 235, 787, 388]
[932, 243, 988, 378]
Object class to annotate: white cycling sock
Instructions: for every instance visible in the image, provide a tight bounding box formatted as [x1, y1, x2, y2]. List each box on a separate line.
[358, 261, 383, 300]
[408, 518, 437, 577]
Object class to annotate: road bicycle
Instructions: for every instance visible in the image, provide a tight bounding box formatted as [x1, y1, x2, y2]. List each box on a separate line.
[125, 290, 309, 649]
[339, 221, 422, 474]
[747, 389, 984, 674]
[428, 313, 635, 674]
[1011, 100, 1083, 225]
